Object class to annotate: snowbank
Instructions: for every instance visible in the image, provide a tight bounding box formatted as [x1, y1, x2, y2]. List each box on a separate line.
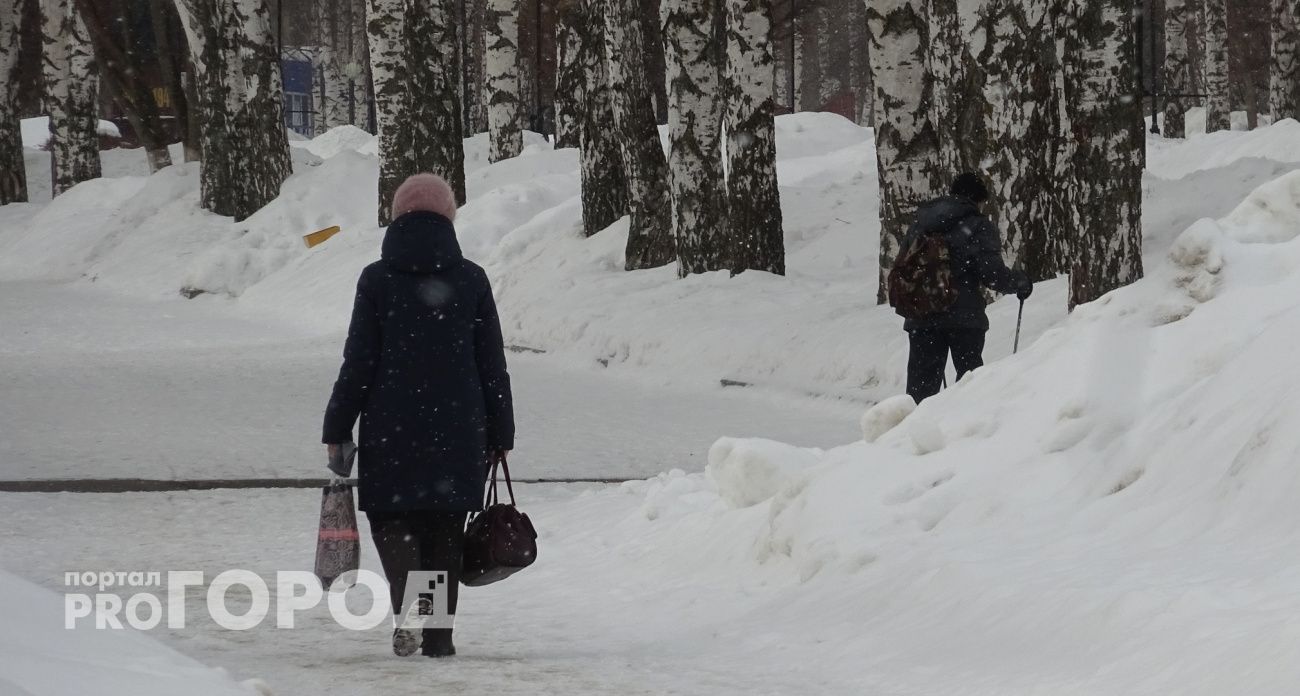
[21, 116, 122, 149]
[0, 569, 262, 695]
[3, 115, 1300, 402]
[597, 166, 1300, 692]
[1147, 117, 1300, 179]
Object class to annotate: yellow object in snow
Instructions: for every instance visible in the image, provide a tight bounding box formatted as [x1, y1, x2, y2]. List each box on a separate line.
[304, 225, 342, 248]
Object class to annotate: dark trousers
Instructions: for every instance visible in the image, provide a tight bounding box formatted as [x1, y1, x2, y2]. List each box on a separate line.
[906, 328, 986, 403]
[367, 511, 466, 640]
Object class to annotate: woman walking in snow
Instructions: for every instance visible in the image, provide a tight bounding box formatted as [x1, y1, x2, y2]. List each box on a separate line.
[322, 173, 515, 658]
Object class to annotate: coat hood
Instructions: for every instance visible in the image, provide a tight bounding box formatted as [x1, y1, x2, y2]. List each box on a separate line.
[915, 195, 980, 235]
[381, 211, 464, 273]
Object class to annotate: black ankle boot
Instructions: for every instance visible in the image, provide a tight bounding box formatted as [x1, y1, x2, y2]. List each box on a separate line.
[421, 628, 455, 657]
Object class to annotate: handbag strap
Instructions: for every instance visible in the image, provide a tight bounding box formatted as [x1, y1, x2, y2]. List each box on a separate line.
[499, 453, 516, 505]
[481, 452, 516, 508]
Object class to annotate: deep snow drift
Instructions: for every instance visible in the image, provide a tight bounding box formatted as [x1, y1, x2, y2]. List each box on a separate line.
[0, 570, 258, 695]
[5, 113, 1300, 693]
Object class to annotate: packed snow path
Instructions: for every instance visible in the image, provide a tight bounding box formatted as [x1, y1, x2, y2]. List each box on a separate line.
[0, 281, 859, 483]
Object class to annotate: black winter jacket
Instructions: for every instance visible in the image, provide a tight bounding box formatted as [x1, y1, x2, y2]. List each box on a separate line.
[322, 211, 515, 512]
[901, 196, 1026, 332]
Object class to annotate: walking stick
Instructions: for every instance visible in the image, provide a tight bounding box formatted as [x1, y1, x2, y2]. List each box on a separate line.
[1013, 298, 1025, 354]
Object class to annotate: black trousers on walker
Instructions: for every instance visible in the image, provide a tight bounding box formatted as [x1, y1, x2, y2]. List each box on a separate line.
[367, 511, 467, 643]
[906, 328, 986, 403]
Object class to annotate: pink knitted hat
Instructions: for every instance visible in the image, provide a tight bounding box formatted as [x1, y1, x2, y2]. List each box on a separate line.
[391, 173, 458, 220]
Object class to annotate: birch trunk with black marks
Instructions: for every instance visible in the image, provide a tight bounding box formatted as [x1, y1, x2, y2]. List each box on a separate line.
[1163, 0, 1191, 137]
[664, 0, 727, 275]
[0, 0, 27, 204]
[796, 9, 818, 110]
[462, 0, 482, 133]
[575, 0, 627, 235]
[43, 0, 101, 196]
[644, 0, 671, 124]
[350, 0, 372, 127]
[173, 0, 291, 221]
[1202, 0, 1230, 131]
[980, 0, 1063, 281]
[815, 3, 835, 105]
[484, 0, 522, 161]
[368, 0, 410, 224]
[725, 0, 783, 275]
[405, 0, 466, 201]
[1060, 0, 1144, 309]
[849, 3, 872, 126]
[309, 0, 361, 133]
[866, 0, 940, 303]
[1270, 0, 1300, 122]
[554, 0, 582, 147]
[603, 0, 674, 269]
[928, 0, 984, 177]
[790, 10, 804, 110]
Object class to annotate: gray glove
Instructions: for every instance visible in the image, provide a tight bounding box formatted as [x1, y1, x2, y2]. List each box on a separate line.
[327, 442, 358, 478]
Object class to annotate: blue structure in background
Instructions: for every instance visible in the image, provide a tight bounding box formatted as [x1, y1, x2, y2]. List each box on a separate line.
[281, 57, 315, 136]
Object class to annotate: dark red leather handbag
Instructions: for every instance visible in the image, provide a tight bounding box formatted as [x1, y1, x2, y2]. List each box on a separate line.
[462, 454, 537, 587]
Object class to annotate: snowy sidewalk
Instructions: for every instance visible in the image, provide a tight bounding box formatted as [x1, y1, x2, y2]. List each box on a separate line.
[0, 486, 833, 696]
[0, 281, 859, 483]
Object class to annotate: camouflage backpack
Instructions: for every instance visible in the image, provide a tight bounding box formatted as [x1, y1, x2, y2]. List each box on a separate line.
[887, 225, 961, 320]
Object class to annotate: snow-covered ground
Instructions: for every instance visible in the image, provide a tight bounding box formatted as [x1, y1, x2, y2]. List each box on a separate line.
[0, 569, 256, 695]
[5, 113, 1300, 694]
[0, 281, 857, 482]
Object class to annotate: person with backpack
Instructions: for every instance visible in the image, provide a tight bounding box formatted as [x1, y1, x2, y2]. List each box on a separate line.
[888, 173, 1033, 403]
[322, 173, 515, 658]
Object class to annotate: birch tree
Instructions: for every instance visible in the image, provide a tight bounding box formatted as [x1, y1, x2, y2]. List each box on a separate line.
[173, 0, 291, 221]
[1270, 0, 1300, 122]
[404, 0, 466, 199]
[368, 0, 411, 223]
[815, 3, 835, 105]
[310, 0, 367, 133]
[1060, 0, 1144, 308]
[0, 0, 27, 204]
[43, 0, 101, 196]
[575, 0, 628, 235]
[464, 0, 487, 133]
[1163, 0, 1192, 137]
[664, 0, 728, 275]
[866, 0, 940, 302]
[484, 0, 523, 161]
[725, 0, 783, 274]
[1202, 0, 1230, 131]
[980, 0, 1063, 281]
[849, 4, 872, 125]
[554, 0, 582, 147]
[603, 0, 674, 269]
[797, 9, 818, 110]
[928, 0, 983, 174]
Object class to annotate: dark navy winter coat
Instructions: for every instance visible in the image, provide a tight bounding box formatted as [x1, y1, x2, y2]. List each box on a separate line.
[322, 211, 515, 512]
[901, 195, 1026, 332]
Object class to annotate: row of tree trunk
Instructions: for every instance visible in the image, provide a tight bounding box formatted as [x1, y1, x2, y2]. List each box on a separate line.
[0, 0, 27, 204]
[5, 0, 1299, 315]
[565, 0, 785, 276]
[1161, 0, 1300, 134]
[868, 0, 1144, 310]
